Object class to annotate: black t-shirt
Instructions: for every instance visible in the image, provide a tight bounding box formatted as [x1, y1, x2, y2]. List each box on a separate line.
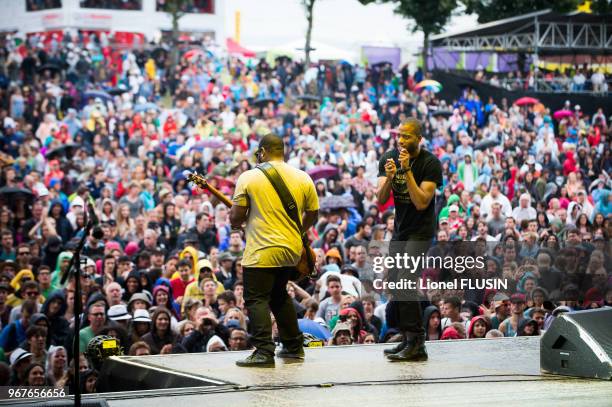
[378, 149, 443, 240]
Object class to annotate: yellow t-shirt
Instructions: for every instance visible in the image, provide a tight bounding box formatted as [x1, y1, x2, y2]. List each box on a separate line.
[232, 161, 319, 268]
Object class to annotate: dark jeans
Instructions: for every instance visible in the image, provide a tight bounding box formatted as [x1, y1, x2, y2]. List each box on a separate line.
[243, 266, 303, 356]
[387, 237, 432, 337]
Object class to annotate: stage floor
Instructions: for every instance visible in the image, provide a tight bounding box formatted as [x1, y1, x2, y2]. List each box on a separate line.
[95, 336, 611, 407]
[4, 336, 610, 406]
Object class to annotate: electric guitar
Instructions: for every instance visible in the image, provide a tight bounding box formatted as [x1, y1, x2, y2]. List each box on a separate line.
[185, 171, 317, 280]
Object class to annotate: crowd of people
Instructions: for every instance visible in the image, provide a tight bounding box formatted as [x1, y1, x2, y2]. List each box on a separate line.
[475, 66, 610, 93]
[0, 30, 610, 391]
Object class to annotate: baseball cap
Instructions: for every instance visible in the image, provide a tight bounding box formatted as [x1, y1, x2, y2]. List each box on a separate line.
[510, 293, 526, 303]
[10, 348, 33, 367]
[108, 304, 132, 321]
[449, 205, 459, 212]
[439, 217, 449, 224]
[198, 259, 213, 273]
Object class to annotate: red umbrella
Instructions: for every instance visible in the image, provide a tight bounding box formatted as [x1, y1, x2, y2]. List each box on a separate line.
[183, 49, 205, 60]
[307, 165, 338, 181]
[514, 97, 539, 106]
[553, 109, 573, 120]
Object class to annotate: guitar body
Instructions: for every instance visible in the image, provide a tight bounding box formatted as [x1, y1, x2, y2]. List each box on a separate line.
[296, 245, 317, 280]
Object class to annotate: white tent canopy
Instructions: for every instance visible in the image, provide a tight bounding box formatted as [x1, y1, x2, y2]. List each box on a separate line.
[274, 39, 358, 63]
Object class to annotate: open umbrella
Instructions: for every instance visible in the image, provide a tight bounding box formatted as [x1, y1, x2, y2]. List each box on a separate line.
[45, 143, 81, 159]
[298, 318, 331, 340]
[474, 139, 499, 151]
[183, 49, 205, 60]
[298, 94, 321, 104]
[320, 195, 356, 211]
[432, 110, 453, 118]
[192, 139, 226, 150]
[514, 97, 539, 106]
[307, 165, 338, 181]
[387, 97, 401, 107]
[414, 79, 442, 93]
[83, 90, 113, 103]
[372, 61, 391, 68]
[253, 98, 277, 107]
[134, 102, 160, 113]
[37, 63, 61, 74]
[553, 109, 573, 120]
[0, 186, 35, 200]
[108, 86, 129, 96]
[334, 93, 347, 102]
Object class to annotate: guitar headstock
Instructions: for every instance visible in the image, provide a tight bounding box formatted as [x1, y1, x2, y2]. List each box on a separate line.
[185, 172, 208, 190]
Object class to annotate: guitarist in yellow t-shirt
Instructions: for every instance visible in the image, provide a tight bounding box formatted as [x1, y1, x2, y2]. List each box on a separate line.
[230, 134, 319, 367]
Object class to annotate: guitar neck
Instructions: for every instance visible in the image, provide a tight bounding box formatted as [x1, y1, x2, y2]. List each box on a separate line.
[205, 183, 234, 208]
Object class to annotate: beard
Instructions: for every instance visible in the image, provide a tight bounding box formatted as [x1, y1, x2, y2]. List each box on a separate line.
[406, 142, 419, 155]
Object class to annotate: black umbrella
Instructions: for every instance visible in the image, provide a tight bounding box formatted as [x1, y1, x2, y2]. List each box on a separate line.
[45, 143, 81, 159]
[151, 46, 169, 59]
[253, 98, 278, 107]
[320, 195, 356, 211]
[37, 63, 61, 74]
[298, 94, 321, 103]
[83, 90, 113, 103]
[0, 186, 34, 200]
[372, 61, 391, 68]
[474, 139, 499, 151]
[432, 110, 453, 118]
[108, 87, 129, 96]
[387, 98, 401, 107]
[333, 93, 346, 102]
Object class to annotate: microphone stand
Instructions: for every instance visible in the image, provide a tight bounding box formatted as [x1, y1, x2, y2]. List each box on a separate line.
[62, 216, 94, 407]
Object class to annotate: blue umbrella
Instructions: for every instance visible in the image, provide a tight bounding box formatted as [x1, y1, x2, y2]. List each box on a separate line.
[134, 102, 160, 113]
[83, 90, 113, 103]
[298, 318, 331, 340]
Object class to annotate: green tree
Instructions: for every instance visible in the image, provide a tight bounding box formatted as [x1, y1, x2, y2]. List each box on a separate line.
[358, 0, 458, 73]
[591, 0, 612, 14]
[462, 0, 580, 24]
[302, 0, 317, 68]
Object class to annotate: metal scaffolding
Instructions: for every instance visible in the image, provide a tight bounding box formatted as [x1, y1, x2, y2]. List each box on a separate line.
[432, 10, 612, 54]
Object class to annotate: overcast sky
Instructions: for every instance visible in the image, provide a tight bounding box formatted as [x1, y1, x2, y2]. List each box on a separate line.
[224, 0, 478, 62]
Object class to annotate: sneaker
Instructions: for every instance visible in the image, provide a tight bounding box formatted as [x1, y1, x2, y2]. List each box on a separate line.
[276, 347, 305, 360]
[235, 351, 275, 368]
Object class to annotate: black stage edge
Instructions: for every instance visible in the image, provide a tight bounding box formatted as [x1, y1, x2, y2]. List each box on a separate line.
[97, 355, 231, 392]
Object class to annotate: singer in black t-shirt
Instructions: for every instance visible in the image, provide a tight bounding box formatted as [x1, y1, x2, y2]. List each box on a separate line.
[377, 118, 442, 362]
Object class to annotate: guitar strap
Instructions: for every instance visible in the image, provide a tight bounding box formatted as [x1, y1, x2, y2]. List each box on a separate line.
[257, 162, 304, 236]
[257, 162, 314, 272]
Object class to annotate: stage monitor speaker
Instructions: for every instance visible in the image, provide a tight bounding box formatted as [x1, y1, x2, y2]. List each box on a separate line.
[540, 307, 612, 380]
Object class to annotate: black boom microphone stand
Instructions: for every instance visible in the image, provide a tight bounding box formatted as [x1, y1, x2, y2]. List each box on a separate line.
[61, 202, 101, 407]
